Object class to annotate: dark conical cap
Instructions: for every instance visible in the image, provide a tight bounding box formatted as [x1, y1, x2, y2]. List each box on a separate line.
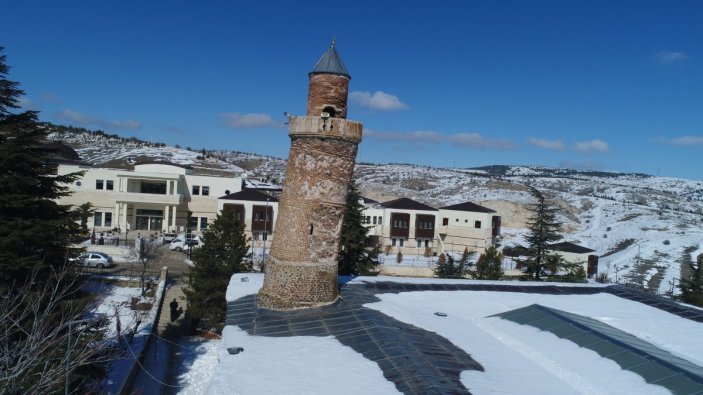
[309, 37, 351, 79]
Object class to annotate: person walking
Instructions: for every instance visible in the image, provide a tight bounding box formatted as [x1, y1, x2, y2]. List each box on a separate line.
[169, 298, 179, 322]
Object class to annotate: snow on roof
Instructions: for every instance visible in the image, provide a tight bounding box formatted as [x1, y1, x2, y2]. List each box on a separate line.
[243, 179, 282, 190]
[215, 274, 703, 394]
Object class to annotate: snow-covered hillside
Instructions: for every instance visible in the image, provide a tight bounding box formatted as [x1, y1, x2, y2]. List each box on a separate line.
[47, 125, 703, 293]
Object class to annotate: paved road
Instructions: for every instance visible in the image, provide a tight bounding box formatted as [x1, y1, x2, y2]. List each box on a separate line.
[80, 248, 192, 278]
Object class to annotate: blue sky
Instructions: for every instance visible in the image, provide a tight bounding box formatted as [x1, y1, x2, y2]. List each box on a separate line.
[2, 1, 702, 180]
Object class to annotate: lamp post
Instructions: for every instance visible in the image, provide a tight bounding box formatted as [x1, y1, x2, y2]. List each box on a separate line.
[262, 197, 270, 266]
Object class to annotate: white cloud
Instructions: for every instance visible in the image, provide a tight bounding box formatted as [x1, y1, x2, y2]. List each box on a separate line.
[528, 137, 565, 151]
[365, 129, 442, 141]
[668, 135, 703, 146]
[655, 51, 688, 65]
[448, 133, 515, 149]
[573, 139, 609, 154]
[222, 112, 283, 128]
[56, 109, 141, 130]
[365, 129, 514, 149]
[17, 96, 34, 109]
[349, 91, 408, 111]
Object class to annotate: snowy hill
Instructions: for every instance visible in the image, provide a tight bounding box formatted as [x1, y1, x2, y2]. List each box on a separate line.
[46, 124, 703, 293]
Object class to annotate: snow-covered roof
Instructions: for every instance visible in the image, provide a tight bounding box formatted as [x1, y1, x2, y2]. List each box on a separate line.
[212, 274, 703, 394]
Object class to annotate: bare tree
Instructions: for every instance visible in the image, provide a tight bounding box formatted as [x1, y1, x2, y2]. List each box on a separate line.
[0, 265, 114, 394]
[127, 237, 165, 296]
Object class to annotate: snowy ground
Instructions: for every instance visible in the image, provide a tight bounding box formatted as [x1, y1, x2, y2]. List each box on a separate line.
[198, 274, 703, 394]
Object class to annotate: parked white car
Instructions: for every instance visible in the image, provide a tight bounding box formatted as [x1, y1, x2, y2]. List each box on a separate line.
[169, 235, 202, 252]
[71, 252, 114, 268]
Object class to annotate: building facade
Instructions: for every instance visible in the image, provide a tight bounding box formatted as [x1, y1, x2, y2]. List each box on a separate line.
[57, 160, 246, 236]
[362, 197, 501, 256]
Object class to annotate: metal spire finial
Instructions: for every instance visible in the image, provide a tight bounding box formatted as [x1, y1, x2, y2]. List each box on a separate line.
[331, 36, 335, 48]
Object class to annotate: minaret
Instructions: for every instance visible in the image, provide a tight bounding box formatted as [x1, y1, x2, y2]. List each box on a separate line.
[258, 39, 363, 309]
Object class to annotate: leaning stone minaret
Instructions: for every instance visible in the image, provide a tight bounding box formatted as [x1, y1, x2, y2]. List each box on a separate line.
[258, 39, 362, 309]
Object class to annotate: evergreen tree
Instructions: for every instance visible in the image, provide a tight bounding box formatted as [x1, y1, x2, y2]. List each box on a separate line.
[0, 46, 104, 393]
[434, 248, 474, 279]
[519, 187, 563, 280]
[0, 47, 82, 286]
[680, 253, 703, 307]
[184, 211, 251, 333]
[76, 202, 95, 236]
[338, 182, 380, 275]
[472, 245, 504, 280]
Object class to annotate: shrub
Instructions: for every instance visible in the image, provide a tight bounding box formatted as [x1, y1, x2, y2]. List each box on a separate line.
[384, 245, 392, 256]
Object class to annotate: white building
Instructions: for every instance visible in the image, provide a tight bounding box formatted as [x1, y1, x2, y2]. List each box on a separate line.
[361, 197, 502, 255]
[57, 158, 244, 236]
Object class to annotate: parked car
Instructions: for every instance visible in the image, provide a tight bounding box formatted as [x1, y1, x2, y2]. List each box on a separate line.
[161, 232, 178, 244]
[169, 236, 202, 252]
[71, 252, 114, 268]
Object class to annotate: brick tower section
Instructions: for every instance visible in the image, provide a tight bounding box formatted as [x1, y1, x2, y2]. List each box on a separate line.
[258, 54, 362, 309]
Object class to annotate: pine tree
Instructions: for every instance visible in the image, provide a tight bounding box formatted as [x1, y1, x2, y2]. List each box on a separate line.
[0, 46, 105, 393]
[184, 211, 251, 333]
[680, 253, 703, 307]
[519, 187, 563, 280]
[338, 182, 380, 275]
[0, 47, 82, 287]
[473, 245, 504, 280]
[434, 248, 474, 279]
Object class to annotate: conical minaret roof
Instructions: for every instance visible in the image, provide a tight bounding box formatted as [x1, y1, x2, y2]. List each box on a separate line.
[309, 37, 351, 79]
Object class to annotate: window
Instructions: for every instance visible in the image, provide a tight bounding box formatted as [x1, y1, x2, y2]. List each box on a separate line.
[418, 220, 433, 230]
[96, 180, 104, 190]
[379, 216, 382, 225]
[425, 239, 430, 248]
[192, 185, 200, 195]
[443, 218, 449, 226]
[392, 238, 397, 247]
[141, 182, 166, 194]
[399, 238, 405, 247]
[252, 233, 259, 241]
[465, 219, 468, 223]
[106, 180, 113, 190]
[475, 221, 482, 229]
[262, 232, 268, 241]
[202, 186, 210, 196]
[104, 212, 112, 227]
[225, 189, 230, 195]
[200, 217, 208, 229]
[456, 218, 459, 222]
[93, 213, 102, 227]
[417, 239, 422, 248]
[372, 216, 377, 225]
[188, 216, 198, 229]
[365, 216, 371, 224]
[254, 212, 262, 221]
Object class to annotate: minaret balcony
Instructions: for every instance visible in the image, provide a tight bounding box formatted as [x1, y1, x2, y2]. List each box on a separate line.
[288, 116, 362, 143]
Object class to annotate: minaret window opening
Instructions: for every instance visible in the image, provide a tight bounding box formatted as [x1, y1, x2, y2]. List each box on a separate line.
[322, 106, 336, 118]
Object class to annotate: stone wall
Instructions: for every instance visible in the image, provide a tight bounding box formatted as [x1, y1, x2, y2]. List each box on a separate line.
[259, 133, 359, 309]
[306, 74, 349, 119]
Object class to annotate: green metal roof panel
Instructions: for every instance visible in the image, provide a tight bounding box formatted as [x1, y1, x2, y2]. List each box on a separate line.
[491, 304, 703, 395]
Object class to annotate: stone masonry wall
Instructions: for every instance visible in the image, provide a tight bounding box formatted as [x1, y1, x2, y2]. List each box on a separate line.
[259, 133, 359, 309]
[306, 74, 349, 119]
